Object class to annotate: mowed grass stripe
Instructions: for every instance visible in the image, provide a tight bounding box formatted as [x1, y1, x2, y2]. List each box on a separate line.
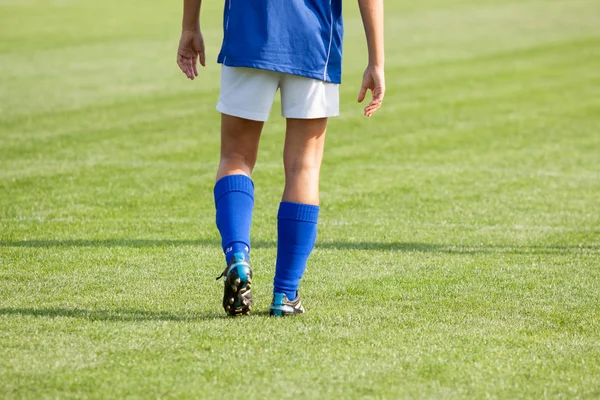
[1, 0, 600, 398]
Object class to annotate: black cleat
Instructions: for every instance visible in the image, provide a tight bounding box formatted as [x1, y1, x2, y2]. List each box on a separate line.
[216, 252, 253, 316]
[269, 292, 305, 317]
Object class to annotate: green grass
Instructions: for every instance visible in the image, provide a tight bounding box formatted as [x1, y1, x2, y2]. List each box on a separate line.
[1, 0, 599, 398]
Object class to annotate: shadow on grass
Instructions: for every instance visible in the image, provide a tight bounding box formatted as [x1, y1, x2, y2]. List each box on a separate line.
[0, 307, 226, 322]
[0, 239, 221, 248]
[319, 242, 598, 254]
[0, 239, 596, 254]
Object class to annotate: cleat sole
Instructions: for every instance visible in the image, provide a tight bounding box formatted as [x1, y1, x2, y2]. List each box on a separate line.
[222, 264, 253, 317]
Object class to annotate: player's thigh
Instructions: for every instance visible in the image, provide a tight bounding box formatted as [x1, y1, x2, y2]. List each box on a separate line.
[220, 114, 264, 155]
[218, 114, 264, 178]
[280, 74, 339, 119]
[217, 66, 280, 122]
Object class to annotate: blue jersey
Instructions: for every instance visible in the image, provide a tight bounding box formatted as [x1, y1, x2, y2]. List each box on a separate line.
[217, 0, 344, 84]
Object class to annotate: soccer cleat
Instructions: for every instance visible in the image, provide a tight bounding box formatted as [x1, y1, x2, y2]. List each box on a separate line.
[216, 252, 253, 316]
[269, 292, 305, 317]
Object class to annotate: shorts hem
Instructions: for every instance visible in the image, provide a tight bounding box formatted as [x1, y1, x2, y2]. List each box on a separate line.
[282, 111, 340, 119]
[217, 101, 270, 122]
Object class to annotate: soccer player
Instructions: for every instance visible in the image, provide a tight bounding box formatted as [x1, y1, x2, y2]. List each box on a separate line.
[177, 0, 385, 316]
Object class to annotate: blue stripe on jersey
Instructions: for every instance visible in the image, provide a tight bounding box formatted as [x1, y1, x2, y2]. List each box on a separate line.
[217, 0, 344, 84]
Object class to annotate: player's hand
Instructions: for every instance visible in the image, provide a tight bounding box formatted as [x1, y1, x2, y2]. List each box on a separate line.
[177, 28, 205, 80]
[357, 65, 385, 117]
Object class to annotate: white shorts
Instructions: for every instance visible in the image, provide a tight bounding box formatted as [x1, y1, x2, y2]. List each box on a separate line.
[217, 66, 339, 121]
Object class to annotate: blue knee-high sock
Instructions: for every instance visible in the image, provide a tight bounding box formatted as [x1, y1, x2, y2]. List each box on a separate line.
[273, 202, 319, 300]
[214, 175, 254, 264]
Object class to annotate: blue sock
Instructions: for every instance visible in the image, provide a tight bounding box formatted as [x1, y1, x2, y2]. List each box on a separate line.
[273, 202, 319, 300]
[214, 175, 254, 265]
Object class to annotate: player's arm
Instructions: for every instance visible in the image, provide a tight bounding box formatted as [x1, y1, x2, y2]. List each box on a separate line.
[177, 0, 206, 80]
[357, 0, 385, 117]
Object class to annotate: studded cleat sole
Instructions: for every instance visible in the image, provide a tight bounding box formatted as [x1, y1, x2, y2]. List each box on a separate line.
[220, 253, 253, 316]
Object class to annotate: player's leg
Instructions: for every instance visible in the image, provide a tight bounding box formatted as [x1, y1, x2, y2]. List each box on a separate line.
[214, 66, 279, 316]
[270, 75, 338, 316]
[281, 117, 327, 205]
[214, 115, 262, 316]
[217, 114, 263, 180]
[270, 118, 327, 315]
[214, 114, 262, 267]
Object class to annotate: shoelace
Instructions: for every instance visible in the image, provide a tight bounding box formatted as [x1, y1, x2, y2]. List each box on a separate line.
[215, 267, 228, 280]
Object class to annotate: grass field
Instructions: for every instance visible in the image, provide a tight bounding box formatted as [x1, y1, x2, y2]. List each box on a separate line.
[1, 0, 600, 398]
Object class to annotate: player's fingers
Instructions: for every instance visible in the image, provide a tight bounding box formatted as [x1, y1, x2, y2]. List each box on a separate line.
[366, 102, 382, 115]
[357, 85, 367, 103]
[186, 57, 195, 80]
[364, 96, 383, 117]
[177, 55, 190, 78]
[178, 53, 194, 79]
[199, 49, 206, 67]
[366, 94, 383, 109]
[368, 96, 383, 107]
[364, 105, 375, 117]
[365, 87, 385, 115]
[372, 87, 385, 104]
[365, 103, 382, 116]
[191, 54, 198, 77]
[366, 99, 383, 111]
